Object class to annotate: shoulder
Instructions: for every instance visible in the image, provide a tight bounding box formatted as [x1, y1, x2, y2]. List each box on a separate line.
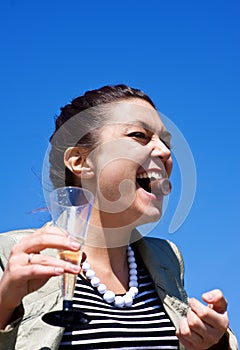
[132, 233, 188, 302]
[141, 236, 183, 265]
[132, 233, 185, 281]
[0, 222, 51, 247]
[0, 228, 36, 267]
[132, 230, 183, 263]
[147, 237, 184, 265]
[0, 228, 36, 246]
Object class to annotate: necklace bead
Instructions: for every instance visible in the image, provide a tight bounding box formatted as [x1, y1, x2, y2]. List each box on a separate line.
[128, 286, 138, 297]
[85, 269, 95, 279]
[103, 290, 115, 303]
[129, 262, 137, 269]
[82, 262, 90, 271]
[123, 293, 133, 307]
[130, 275, 137, 281]
[129, 280, 138, 288]
[127, 249, 134, 257]
[129, 268, 137, 275]
[97, 284, 107, 294]
[90, 277, 100, 287]
[128, 256, 135, 263]
[82, 246, 138, 308]
[114, 295, 125, 307]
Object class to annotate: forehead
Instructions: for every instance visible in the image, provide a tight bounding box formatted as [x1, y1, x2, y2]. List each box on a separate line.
[106, 100, 167, 134]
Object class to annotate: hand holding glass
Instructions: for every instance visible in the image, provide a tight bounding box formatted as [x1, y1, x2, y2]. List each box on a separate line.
[42, 186, 94, 328]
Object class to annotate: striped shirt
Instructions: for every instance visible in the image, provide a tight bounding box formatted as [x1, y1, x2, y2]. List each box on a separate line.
[59, 253, 179, 350]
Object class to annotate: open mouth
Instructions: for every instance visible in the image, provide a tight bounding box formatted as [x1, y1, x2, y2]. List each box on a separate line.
[136, 170, 163, 193]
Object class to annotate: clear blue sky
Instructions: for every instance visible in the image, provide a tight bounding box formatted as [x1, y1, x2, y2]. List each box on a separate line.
[0, 0, 239, 341]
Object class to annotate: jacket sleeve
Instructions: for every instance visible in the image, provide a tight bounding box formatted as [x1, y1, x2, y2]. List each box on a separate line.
[0, 229, 64, 350]
[208, 327, 238, 350]
[0, 315, 23, 350]
[167, 242, 239, 350]
[226, 327, 239, 350]
[166, 239, 185, 286]
[0, 231, 32, 350]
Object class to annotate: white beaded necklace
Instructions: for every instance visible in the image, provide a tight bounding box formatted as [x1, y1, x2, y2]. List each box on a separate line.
[81, 246, 138, 308]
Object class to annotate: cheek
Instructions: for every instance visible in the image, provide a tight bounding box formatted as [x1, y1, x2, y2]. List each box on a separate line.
[98, 161, 136, 200]
[95, 160, 138, 213]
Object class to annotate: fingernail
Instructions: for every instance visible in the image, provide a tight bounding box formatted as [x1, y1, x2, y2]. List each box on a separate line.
[70, 264, 80, 272]
[203, 292, 213, 301]
[70, 241, 80, 249]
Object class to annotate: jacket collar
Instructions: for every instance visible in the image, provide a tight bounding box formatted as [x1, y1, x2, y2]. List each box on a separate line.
[132, 230, 188, 304]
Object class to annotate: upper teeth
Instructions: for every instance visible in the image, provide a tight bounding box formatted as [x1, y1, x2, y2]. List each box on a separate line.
[136, 171, 163, 180]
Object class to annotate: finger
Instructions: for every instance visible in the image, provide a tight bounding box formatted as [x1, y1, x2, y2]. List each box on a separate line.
[177, 313, 225, 350]
[186, 308, 210, 336]
[7, 264, 65, 284]
[40, 226, 81, 240]
[11, 232, 81, 255]
[38, 226, 67, 235]
[35, 226, 69, 237]
[186, 308, 225, 347]
[26, 253, 81, 274]
[189, 298, 229, 330]
[176, 317, 203, 349]
[202, 289, 228, 314]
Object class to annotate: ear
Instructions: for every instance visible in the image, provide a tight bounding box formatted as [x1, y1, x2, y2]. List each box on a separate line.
[64, 147, 94, 179]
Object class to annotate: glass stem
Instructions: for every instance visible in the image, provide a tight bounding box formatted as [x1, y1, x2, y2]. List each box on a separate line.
[63, 300, 73, 311]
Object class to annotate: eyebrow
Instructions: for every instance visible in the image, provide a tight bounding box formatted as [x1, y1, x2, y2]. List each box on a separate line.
[124, 120, 172, 139]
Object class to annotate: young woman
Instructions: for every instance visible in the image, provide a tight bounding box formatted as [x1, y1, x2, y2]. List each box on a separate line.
[0, 85, 238, 349]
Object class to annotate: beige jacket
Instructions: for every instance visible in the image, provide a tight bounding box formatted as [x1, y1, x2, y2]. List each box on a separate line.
[0, 228, 238, 350]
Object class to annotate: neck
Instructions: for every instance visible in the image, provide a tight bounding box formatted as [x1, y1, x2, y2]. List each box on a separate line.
[86, 205, 139, 246]
[85, 244, 128, 270]
[84, 244, 129, 293]
[82, 209, 136, 293]
[85, 214, 134, 249]
[82, 245, 139, 307]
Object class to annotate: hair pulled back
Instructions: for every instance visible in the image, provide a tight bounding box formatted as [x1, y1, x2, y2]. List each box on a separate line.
[48, 84, 156, 189]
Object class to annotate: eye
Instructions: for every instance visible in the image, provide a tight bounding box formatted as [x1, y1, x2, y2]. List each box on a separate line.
[128, 131, 149, 140]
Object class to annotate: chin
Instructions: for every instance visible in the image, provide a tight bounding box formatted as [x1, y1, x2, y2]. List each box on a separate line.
[132, 206, 163, 227]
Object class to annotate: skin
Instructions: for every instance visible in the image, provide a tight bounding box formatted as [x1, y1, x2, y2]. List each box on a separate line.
[0, 98, 229, 349]
[176, 291, 229, 349]
[0, 226, 82, 328]
[86, 100, 172, 227]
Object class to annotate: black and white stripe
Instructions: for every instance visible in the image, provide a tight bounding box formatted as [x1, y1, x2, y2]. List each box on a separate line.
[59, 251, 179, 350]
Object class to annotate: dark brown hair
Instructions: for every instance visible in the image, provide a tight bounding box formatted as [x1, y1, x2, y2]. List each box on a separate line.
[49, 84, 156, 188]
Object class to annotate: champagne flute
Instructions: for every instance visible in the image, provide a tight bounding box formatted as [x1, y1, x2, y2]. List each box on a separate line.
[42, 186, 94, 329]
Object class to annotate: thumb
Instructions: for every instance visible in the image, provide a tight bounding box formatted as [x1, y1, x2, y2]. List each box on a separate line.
[202, 289, 228, 314]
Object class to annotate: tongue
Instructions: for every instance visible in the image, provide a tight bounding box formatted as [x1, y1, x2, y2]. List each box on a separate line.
[150, 178, 172, 196]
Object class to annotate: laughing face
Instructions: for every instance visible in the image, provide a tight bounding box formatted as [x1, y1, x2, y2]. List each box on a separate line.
[85, 99, 172, 229]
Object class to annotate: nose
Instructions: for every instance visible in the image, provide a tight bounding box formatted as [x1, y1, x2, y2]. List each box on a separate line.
[150, 137, 172, 176]
[150, 137, 171, 161]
